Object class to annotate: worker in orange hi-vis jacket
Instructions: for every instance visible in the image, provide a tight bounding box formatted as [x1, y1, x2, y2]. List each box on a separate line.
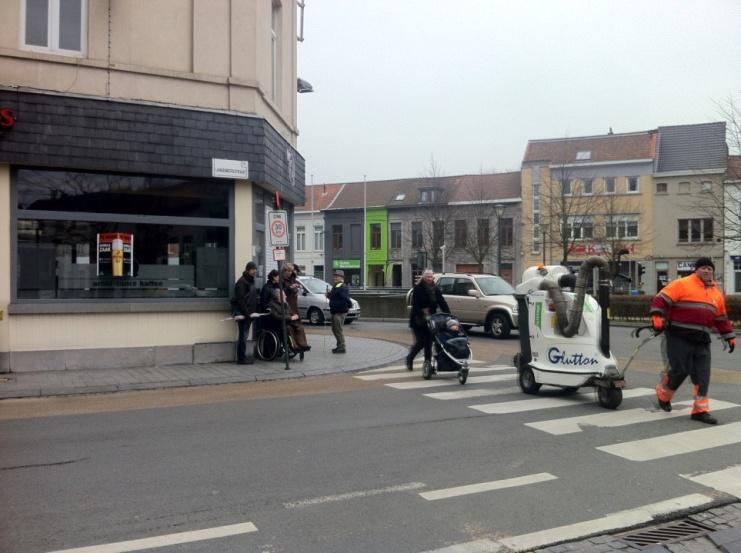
[650, 257, 736, 425]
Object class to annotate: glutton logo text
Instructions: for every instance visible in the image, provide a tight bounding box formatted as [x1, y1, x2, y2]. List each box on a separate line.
[547, 347, 599, 366]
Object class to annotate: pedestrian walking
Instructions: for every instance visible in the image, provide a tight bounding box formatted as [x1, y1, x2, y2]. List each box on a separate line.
[326, 269, 351, 353]
[231, 260, 259, 364]
[281, 263, 310, 351]
[406, 268, 450, 372]
[651, 257, 736, 424]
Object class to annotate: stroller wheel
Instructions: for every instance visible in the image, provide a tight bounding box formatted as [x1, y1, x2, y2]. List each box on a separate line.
[458, 368, 469, 385]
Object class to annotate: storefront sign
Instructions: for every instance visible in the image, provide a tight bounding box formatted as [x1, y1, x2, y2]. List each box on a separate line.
[97, 232, 134, 277]
[568, 243, 635, 255]
[333, 259, 360, 269]
[677, 261, 695, 271]
[0, 107, 16, 130]
[211, 158, 249, 179]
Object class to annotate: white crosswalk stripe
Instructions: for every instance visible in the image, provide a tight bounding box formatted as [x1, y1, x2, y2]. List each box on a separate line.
[469, 387, 655, 414]
[597, 421, 741, 461]
[386, 374, 516, 390]
[525, 400, 740, 435]
[357, 366, 514, 381]
[681, 465, 741, 498]
[424, 386, 522, 401]
[355, 371, 419, 381]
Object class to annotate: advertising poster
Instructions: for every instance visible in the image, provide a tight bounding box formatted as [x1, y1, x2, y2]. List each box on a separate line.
[97, 232, 134, 277]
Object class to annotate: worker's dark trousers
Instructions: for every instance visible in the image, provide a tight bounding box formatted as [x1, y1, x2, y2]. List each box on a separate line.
[657, 333, 712, 413]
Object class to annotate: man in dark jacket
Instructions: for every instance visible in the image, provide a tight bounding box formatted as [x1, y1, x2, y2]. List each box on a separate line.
[407, 269, 450, 371]
[327, 269, 351, 353]
[231, 261, 259, 364]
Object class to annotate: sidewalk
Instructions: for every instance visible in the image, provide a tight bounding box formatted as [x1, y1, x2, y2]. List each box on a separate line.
[0, 333, 408, 400]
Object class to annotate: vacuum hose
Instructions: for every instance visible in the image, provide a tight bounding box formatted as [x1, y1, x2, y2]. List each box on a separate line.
[538, 256, 609, 338]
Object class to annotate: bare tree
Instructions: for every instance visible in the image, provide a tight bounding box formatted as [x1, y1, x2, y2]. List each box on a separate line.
[591, 193, 646, 278]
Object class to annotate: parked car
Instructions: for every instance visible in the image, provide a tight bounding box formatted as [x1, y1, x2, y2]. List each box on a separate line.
[297, 275, 361, 325]
[406, 273, 518, 338]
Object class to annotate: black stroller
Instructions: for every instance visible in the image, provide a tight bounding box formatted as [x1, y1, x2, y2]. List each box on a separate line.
[423, 313, 472, 384]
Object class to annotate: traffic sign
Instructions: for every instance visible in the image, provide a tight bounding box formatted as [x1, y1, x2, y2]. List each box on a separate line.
[268, 210, 289, 247]
[273, 248, 286, 261]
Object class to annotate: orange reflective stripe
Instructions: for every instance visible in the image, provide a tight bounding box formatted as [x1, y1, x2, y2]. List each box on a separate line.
[655, 382, 674, 402]
[691, 398, 710, 415]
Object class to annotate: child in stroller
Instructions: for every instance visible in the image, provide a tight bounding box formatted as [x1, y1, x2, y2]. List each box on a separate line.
[424, 312, 472, 384]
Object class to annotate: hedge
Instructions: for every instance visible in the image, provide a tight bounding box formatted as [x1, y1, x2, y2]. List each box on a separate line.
[611, 294, 741, 325]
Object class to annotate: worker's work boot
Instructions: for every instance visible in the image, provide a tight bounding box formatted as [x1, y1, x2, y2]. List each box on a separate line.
[657, 399, 672, 412]
[691, 412, 718, 425]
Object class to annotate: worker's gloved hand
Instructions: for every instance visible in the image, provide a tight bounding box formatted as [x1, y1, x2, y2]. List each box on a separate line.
[727, 337, 736, 354]
[651, 314, 664, 333]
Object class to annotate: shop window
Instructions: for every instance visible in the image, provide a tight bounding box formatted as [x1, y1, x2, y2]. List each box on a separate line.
[23, 0, 87, 55]
[454, 220, 467, 248]
[14, 168, 231, 300]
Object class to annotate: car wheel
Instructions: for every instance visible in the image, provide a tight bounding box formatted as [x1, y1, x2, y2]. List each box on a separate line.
[308, 307, 324, 325]
[486, 313, 511, 339]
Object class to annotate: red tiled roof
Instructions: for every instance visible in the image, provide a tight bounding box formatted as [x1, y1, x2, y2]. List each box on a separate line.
[295, 183, 344, 211]
[324, 172, 521, 210]
[523, 131, 658, 164]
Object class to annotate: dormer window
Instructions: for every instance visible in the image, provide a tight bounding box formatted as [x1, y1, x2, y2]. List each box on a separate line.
[395, 193, 406, 201]
[419, 188, 440, 203]
[576, 150, 591, 161]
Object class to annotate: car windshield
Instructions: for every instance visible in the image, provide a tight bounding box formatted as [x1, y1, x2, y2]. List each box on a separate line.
[301, 277, 331, 294]
[475, 276, 515, 295]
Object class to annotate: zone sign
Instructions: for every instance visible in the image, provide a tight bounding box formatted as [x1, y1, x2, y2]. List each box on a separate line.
[268, 210, 289, 247]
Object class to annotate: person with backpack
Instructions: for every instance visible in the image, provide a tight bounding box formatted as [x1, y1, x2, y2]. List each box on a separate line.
[326, 269, 352, 353]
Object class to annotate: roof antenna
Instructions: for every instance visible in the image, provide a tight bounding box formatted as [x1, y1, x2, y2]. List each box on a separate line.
[608, 127, 614, 135]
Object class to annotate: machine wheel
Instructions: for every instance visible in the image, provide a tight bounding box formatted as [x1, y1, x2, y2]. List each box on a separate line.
[422, 361, 432, 380]
[597, 386, 623, 409]
[486, 313, 511, 339]
[513, 352, 522, 370]
[308, 307, 324, 325]
[458, 368, 469, 385]
[518, 365, 541, 394]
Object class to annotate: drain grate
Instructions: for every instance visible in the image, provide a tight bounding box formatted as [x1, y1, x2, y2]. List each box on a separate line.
[618, 518, 714, 547]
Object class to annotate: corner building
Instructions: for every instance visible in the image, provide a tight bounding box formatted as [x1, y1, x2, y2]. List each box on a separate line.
[0, 0, 305, 371]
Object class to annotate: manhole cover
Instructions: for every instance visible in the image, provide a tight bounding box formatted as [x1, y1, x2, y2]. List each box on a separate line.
[618, 518, 714, 547]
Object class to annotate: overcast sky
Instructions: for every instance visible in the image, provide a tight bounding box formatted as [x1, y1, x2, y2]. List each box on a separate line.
[297, 1, 740, 185]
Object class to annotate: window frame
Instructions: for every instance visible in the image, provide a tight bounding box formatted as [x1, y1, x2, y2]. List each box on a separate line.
[295, 225, 306, 251]
[11, 167, 234, 305]
[677, 218, 714, 243]
[389, 222, 401, 250]
[21, 0, 88, 56]
[370, 222, 381, 250]
[656, 182, 668, 194]
[627, 176, 639, 193]
[313, 224, 324, 251]
[411, 221, 423, 249]
[604, 177, 616, 194]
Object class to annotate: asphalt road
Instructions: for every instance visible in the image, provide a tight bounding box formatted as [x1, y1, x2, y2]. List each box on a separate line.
[1, 321, 739, 553]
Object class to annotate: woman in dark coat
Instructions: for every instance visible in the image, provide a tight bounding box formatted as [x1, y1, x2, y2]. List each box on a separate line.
[406, 268, 450, 371]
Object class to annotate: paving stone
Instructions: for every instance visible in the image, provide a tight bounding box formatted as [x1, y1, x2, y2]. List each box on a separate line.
[722, 539, 741, 553]
[710, 528, 741, 547]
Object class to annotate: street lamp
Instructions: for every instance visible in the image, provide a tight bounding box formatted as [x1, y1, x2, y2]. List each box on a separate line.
[495, 204, 505, 275]
[440, 244, 446, 273]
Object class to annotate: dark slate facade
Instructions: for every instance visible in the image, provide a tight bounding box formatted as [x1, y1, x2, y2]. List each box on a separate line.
[0, 89, 305, 205]
[656, 122, 727, 173]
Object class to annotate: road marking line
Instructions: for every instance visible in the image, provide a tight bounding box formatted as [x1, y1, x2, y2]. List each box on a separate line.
[46, 522, 258, 553]
[424, 386, 522, 401]
[284, 482, 426, 509]
[386, 374, 516, 389]
[420, 472, 557, 501]
[597, 421, 741, 461]
[526, 400, 740, 435]
[422, 494, 717, 552]
[469, 387, 654, 414]
[681, 465, 741, 498]
[362, 365, 408, 373]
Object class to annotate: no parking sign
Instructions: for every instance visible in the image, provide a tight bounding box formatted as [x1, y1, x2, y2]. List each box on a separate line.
[268, 210, 289, 247]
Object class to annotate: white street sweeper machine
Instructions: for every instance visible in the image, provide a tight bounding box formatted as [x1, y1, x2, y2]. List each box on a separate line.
[513, 256, 625, 409]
